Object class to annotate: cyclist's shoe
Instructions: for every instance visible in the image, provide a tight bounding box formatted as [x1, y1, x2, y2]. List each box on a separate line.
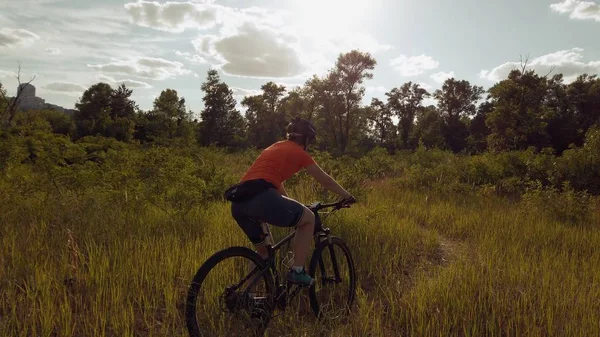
[287, 268, 315, 287]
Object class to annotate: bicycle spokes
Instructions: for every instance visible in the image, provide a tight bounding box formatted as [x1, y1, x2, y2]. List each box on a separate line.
[192, 254, 272, 336]
[311, 242, 354, 320]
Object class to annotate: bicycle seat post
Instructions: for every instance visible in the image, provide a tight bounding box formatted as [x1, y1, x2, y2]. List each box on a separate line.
[260, 222, 275, 259]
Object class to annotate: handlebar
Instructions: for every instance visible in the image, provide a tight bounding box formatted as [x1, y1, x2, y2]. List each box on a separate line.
[307, 197, 356, 211]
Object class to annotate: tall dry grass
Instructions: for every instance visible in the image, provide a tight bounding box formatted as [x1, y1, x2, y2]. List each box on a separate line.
[1, 138, 599, 336]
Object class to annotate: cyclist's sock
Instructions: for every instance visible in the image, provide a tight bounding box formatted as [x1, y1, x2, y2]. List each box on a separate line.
[287, 266, 315, 286]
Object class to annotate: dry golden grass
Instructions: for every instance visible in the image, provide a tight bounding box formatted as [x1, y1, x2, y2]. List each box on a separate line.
[1, 149, 599, 336]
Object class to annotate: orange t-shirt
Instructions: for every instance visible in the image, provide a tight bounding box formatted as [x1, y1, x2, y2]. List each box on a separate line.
[241, 140, 316, 190]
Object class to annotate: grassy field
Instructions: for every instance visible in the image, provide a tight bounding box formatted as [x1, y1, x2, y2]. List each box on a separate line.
[1, 144, 599, 336]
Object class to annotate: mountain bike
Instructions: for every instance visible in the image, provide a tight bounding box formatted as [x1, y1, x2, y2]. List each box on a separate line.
[185, 199, 357, 336]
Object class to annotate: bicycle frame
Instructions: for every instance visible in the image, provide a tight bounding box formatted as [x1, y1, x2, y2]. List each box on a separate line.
[235, 201, 350, 309]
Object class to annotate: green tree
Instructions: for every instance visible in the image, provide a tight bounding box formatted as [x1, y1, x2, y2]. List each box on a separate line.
[153, 89, 187, 121]
[304, 74, 343, 152]
[136, 89, 194, 145]
[110, 84, 138, 119]
[242, 82, 287, 148]
[331, 50, 376, 153]
[304, 50, 376, 154]
[544, 74, 575, 154]
[16, 110, 75, 136]
[466, 101, 492, 153]
[386, 82, 429, 149]
[486, 70, 549, 152]
[262, 81, 287, 139]
[0, 82, 8, 124]
[74, 82, 137, 141]
[241, 95, 267, 147]
[412, 105, 446, 149]
[74, 82, 113, 138]
[107, 84, 137, 141]
[199, 69, 246, 147]
[280, 87, 312, 119]
[566, 74, 600, 147]
[225, 108, 247, 148]
[367, 97, 396, 148]
[434, 78, 484, 152]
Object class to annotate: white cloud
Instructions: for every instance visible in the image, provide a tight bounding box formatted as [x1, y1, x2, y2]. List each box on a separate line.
[123, 1, 282, 33]
[88, 56, 191, 80]
[479, 48, 600, 83]
[275, 81, 303, 89]
[124, 0, 220, 33]
[116, 79, 152, 89]
[430, 71, 455, 84]
[322, 33, 393, 55]
[390, 54, 439, 76]
[417, 82, 435, 91]
[366, 86, 387, 93]
[44, 82, 87, 94]
[95, 73, 152, 89]
[96, 74, 116, 83]
[550, 0, 600, 22]
[290, 31, 392, 77]
[0, 70, 17, 78]
[193, 22, 304, 78]
[231, 87, 262, 97]
[0, 28, 40, 48]
[44, 47, 61, 55]
[423, 97, 438, 107]
[124, 1, 386, 79]
[175, 50, 208, 64]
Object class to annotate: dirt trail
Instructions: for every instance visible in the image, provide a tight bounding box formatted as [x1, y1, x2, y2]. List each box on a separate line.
[436, 234, 468, 266]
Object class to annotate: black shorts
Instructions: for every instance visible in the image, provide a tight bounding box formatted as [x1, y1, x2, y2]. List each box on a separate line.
[231, 188, 305, 244]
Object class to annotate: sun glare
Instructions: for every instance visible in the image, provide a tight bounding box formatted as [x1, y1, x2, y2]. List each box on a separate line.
[291, 0, 370, 33]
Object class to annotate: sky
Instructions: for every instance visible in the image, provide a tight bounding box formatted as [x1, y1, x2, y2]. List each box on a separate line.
[1, 0, 600, 115]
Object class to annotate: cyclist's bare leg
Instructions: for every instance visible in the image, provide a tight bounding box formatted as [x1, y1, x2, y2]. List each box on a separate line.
[291, 206, 315, 268]
[254, 223, 272, 259]
[247, 226, 271, 284]
[247, 208, 314, 284]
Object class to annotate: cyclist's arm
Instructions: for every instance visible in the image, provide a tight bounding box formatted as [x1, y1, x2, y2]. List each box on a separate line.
[304, 163, 351, 199]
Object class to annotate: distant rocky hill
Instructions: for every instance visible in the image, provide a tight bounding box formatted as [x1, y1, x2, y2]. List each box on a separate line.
[10, 83, 76, 115]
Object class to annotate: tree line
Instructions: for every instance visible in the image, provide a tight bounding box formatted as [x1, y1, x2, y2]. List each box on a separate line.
[2, 50, 599, 156]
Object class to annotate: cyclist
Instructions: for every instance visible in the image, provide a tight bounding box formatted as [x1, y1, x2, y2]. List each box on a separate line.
[226, 117, 354, 287]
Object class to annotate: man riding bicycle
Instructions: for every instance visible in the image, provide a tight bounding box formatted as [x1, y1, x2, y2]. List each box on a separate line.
[225, 117, 355, 287]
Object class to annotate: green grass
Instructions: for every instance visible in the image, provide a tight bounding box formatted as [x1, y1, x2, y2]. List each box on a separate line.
[1, 151, 599, 336]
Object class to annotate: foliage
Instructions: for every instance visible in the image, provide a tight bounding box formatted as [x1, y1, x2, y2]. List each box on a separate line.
[366, 98, 396, 149]
[412, 105, 446, 150]
[386, 82, 429, 149]
[434, 78, 484, 153]
[3, 48, 600, 337]
[242, 81, 287, 148]
[12, 52, 598, 157]
[486, 70, 550, 152]
[0, 132, 598, 336]
[199, 69, 246, 147]
[74, 82, 137, 141]
[0, 82, 8, 122]
[135, 89, 196, 146]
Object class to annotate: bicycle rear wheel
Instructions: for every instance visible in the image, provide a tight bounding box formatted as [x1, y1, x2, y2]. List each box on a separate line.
[308, 236, 357, 320]
[185, 246, 274, 337]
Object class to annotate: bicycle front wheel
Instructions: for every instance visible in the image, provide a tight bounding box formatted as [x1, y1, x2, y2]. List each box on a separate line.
[308, 236, 357, 320]
[185, 246, 274, 337]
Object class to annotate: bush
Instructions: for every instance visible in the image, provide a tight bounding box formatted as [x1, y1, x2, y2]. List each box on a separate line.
[522, 182, 593, 225]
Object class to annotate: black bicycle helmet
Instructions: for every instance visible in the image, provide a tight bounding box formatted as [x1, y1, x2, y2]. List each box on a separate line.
[286, 117, 316, 149]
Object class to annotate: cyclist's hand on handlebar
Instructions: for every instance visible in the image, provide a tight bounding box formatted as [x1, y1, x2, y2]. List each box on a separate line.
[340, 195, 356, 207]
